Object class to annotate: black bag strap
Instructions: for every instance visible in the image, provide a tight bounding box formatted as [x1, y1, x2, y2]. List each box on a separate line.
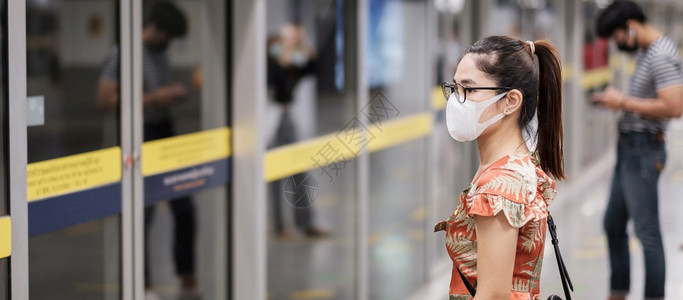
[547, 213, 574, 300]
[457, 266, 477, 297]
[455, 212, 573, 299]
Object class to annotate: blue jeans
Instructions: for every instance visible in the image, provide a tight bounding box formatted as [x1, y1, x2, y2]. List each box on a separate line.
[604, 131, 666, 299]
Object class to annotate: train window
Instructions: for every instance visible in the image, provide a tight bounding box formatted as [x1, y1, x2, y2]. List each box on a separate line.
[0, 0, 7, 296]
[26, 0, 120, 163]
[265, 0, 355, 143]
[366, 0, 430, 298]
[26, 0, 122, 298]
[265, 0, 358, 299]
[0, 259, 5, 300]
[432, 0, 471, 269]
[488, 0, 522, 37]
[139, 0, 230, 298]
[0, 0, 6, 217]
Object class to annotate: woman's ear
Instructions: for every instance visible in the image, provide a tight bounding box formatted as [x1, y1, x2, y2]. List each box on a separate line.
[503, 89, 524, 115]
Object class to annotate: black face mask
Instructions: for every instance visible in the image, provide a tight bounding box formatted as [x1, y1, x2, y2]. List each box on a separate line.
[147, 41, 170, 53]
[617, 27, 639, 53]
[617, 42, 638, 53]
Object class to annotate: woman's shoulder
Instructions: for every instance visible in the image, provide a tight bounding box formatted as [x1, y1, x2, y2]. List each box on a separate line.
[473, 154, 555, 202]
[466, 153, 554, 228]
[473, 154, 537, 200]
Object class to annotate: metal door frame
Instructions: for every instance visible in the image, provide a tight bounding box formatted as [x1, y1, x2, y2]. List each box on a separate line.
[120, 0, 137, 298]
[6, 0, 131, 297]
[127, 0, 233, 298]
[6, 0, 236, 298]
[231, 0, 267, 299]
[8, 0, 28, 298]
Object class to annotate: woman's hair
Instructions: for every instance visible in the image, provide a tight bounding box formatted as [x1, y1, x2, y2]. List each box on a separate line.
[463, 36, 564, 180]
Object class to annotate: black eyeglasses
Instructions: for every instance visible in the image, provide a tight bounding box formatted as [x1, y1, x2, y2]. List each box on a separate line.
[441, 81, 511, 103]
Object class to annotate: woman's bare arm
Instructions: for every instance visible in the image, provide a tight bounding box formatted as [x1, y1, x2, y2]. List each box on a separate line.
[473, 213, 518, 300]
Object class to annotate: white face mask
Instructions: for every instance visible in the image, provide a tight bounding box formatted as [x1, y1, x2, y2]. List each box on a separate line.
[290, 50, 308, 67]
[446, 91, 507, 142]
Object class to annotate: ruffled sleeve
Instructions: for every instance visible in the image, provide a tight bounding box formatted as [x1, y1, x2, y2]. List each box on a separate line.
[467, 193, 530, 228]
[465, 156, 554, 228]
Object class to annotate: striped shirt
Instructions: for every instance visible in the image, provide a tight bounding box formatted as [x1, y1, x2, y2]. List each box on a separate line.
[620, 36, 683, 133]
[100, 46, 172, 124]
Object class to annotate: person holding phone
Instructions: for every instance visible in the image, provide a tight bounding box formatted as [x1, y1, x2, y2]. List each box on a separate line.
[593, 1, 683, 300]
[98, 2, 199, 298]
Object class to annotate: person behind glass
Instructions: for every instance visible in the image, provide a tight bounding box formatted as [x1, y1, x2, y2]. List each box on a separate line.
[593, 1, 683, 300]
[434, 36, 564, 299]
[266, 23, 328, 239]
[97, 1, 199, 296]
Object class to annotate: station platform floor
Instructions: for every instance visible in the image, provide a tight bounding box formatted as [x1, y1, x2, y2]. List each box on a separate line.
[409, 121, 683, 300]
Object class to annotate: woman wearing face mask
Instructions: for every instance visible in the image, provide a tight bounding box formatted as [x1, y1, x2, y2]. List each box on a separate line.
[434, 36, 564, 300]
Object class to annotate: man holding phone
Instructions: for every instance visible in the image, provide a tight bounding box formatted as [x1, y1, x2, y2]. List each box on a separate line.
[593, 1, 683, 300]
[98, 2, 198, 298]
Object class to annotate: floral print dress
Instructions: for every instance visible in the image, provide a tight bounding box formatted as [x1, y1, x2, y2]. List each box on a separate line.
[435, 153, 556, 300]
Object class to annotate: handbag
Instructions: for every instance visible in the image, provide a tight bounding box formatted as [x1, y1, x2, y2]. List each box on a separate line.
[455, 213, 573, 300]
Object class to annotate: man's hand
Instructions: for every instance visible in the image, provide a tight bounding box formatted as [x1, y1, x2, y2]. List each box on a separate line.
[153, 84, 187, 105]
[592, 86, 624, 110]
[97, 80, 120, 111]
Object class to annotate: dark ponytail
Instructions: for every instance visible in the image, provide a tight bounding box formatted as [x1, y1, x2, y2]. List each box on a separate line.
[463, 36, 564, 180]
[533, 40, 564, 180]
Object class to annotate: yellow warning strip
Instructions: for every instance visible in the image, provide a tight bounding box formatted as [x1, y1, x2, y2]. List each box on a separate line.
[366, 112, 433, 152]
[581, 67, 612, 91]
[431, 87, 446, 110]
[289, 289, 336, 299]
[27, 147, 122, 201]
[562, 65, 574, 82]
[142, 127, 231, 176]
[0, 216, 11, 258]
[264, 112, 433, 182]
[264, 132, 358, 182]
[627, 60, 636, 75]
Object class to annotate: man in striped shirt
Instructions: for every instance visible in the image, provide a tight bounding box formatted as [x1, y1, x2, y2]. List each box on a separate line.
[97, 2, 198, 298]
[594, 1, 683, 300]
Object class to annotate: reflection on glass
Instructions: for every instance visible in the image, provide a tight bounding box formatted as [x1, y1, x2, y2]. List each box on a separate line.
[267, 165, 356, 300]
[146, 185, 229, 299]
[0, 258, 8, 300]
[367, 0, 428, 298]
[139, 1, 229, 298]
[266, 22, 329, 238]
[369, 142, 427, 300]
[436, 13, 463, 86]
[266, 0, 353, 142]
[367, 0, 426, 115]
[433, 6, 469, 266]
[135, 1, 199, 296]
[528, 2, 560, 42]
[30, 217, 121, 299]
[266, 0, 356, 298]
[0, 0, 6, 294]
[27, 0, 122, 298]
[27, 0, 119, 163]
[489, 0, 522, 37]
[0, 0, 6, 217]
